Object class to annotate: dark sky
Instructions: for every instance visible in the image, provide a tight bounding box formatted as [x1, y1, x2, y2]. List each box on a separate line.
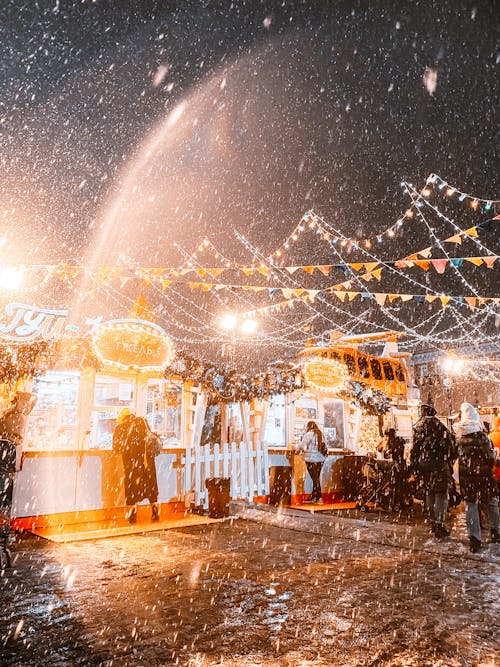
[0, 0, 498, 362]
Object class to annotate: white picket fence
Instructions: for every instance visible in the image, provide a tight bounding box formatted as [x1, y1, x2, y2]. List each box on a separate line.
[183, 441, 270, 508]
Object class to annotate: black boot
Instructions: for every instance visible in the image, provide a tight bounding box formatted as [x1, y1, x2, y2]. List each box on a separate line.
[491, 529, 500, 544]
[469, 536, 482, 553]
[151, 503, 160, 522]
[126, 508, 137, 524]
[434, 524, 450, 539]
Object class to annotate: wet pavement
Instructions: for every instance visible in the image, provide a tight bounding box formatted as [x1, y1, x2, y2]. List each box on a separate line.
[1, 509, 499, 667]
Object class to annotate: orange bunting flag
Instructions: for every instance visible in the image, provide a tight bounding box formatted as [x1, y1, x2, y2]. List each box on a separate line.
[196, 268, 207, 277]
[439, 296, 451, 307]
[465, 257, 483, 266]
[388, 294, 400, 303]
[464, 297, 476, 310]
[334, 291, 347, 302]
[347, 291, 359, 301]
[443, 234, 462, 244]
[256, 267, 270, 276]
[431, 259, 448, 274]
[425, 295, 438, 303]
[371, 268, 383, 281]
[161, 279, 172, 289]
[302, 266, 315, 275]
[317, 265, 331, 276]
[419, 247, 433, 258]
[414, 260, 430, 271]
[363, 262, 379, 273]
[360, 272, 373, 282]
[394, 260, 409, 269]
[464, 227, 478, 237]
[241, 268, 255, 276]
[400, 294, 413, 302]
[208, 268, 224, 277]
[483, 256, 497, 268]
[350, 263, 364, 271]
[404, 253, 419, 261]
[200, 283, 215, 292]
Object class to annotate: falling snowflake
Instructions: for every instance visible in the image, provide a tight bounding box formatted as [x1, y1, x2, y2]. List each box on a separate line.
[423, 67, 438, 95]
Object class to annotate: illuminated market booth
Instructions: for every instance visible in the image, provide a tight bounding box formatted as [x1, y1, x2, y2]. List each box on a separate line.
[0, 304, 208, 527]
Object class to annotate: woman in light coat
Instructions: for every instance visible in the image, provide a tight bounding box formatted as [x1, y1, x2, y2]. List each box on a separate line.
[296, 420, 326, 504]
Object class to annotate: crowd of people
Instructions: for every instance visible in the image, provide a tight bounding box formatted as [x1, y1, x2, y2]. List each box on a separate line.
[295, 403, 500, 553]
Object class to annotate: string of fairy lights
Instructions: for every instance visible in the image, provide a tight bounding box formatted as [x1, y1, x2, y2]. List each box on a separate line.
[0, 173, 498, 362]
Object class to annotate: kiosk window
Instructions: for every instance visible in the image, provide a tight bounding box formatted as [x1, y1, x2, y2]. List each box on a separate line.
[382, 361, 394, 381]
[370, 358, 382, 380]
[329, 351, 341, 363]
[358, 356, 371, 379]
[343, 353, 357, 376]
[394, 363, 405, 382]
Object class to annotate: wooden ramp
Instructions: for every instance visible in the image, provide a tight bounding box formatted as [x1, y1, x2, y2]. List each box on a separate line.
[29, 513, 222, 543]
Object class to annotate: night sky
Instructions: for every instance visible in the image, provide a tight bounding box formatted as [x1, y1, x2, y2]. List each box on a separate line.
[0, 0, 498, 363]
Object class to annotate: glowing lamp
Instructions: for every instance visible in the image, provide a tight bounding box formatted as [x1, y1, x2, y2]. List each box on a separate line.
[0, 267, 24, 290]
[220, 313, 237, 330]
[240, 318, 257, 335]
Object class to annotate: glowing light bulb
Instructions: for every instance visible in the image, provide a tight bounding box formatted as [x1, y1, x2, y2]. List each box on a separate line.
[388, 229, 395, 237]
[240, 318, 257, 335]
[446, 188, 455, 197]
[220, 314, 237, 330]
[405, 209, 414, 218]
[421, 188, 431, 196]
[0, 267, 24, 290]
[471, 199, 479, 210]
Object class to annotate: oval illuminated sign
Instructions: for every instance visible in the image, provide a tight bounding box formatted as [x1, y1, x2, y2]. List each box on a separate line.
[302, 359, 348, 394]
[92, 319, 174, 372]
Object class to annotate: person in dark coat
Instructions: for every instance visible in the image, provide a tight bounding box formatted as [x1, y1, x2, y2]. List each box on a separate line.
[380, 428, 407, 509]
[410, 404, 457, 538]
[0, 392, 37, 509]
[453, 403, 500, 553]
[112, 408, 159, 523]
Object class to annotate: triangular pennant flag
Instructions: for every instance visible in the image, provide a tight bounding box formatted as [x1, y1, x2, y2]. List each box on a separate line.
[317, 265, 330, 276]
[451, 258, 464, 268]
[281, 288, 294, 300]
[404, 253, 419, 261]
[161, 279, 172, 289]
[350, 263, 364, 271]
[268, 288, 279, 297]
[363, 262, 379, 273]
[419, 247, 433, 258]
[292, 289, 305, 297]
[207, 268, 224, 277]
[374, 293, 387, 306]
[414, 296, 425, 304]
[400, 294, 413, 302]
[306, 290, 320, 302]
[196, 268, 207, 277]
[361, 292, 372, 301]
[465, 257, 483, 266]
[241, 268, 255, 276]
[483, 256, 497, 268]
[388, 294, 400, 303]
[443, 234, 463, 244]
[285, 266, 299, 275]
[200, 283, 215, 292]
[431, 259, 448, 274]
[464, 227, 478, 237]
[439, 296, 451, 307]
[302, 266, 315, 275]
[334, 291, 347, 302]
[256, 267, 270, 276]
[425, 295, 438, 303]
[464, 297, 476, 310]
[360, 272, 373, 282]
[394, 260, 409, 269]
[414, 260, 430, 271]
[347, 291, 359, 301]
[371, 268, 383, 281]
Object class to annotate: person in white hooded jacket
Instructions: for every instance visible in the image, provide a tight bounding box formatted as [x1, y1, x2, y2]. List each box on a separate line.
[453, 402, 500, 553]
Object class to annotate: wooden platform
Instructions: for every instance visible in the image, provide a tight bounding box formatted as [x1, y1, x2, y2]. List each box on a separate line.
[28, 514, 222, 543]
[292, 501, 358, 512]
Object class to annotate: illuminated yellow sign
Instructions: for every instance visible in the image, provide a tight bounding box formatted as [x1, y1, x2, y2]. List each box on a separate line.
[302, 358, 348, 394]
[92, 319, 174, 373]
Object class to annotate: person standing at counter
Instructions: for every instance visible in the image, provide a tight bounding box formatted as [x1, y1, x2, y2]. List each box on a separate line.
[295, 420, 327, 504]
[112, 408, 160, 524]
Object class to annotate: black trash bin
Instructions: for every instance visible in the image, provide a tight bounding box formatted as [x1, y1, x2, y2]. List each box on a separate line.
[205, 477, 231, 518]
[269, 466, 292, 506]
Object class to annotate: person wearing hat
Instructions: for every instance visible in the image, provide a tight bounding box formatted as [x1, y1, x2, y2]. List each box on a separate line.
[112, 407, 160, 524]
[453, 402, 500, 553]
[410, 404, 457, 538]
